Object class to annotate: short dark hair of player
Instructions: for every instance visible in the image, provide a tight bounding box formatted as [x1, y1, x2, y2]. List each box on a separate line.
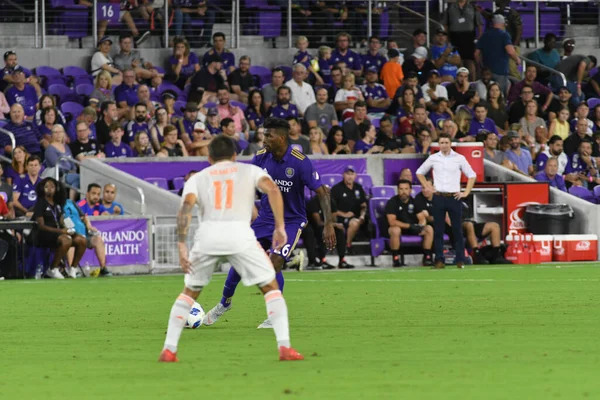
[264, 117, 290, 137]
[209, 135, 236, 162]
[354, 100, 367, 110]
[220, 117, 234, 128]
[548, 135, 563, 145]
[438, 133, 452, 142]
[87, 183, 102, 193]
[36, 177, 66, 206]
[27, 154, 42, 166]
[109, 121, 122, 132]
[285, 116, 299, 124]
[212, 32, 225, 41]
[397, 179, 412, 189]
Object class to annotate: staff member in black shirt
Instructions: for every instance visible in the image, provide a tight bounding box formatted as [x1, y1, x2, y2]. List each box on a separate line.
[32, 178, 87, 279]
[302, 195, 350, 270]
[330, 165, 367, 257]
[385, 179, 434, 267]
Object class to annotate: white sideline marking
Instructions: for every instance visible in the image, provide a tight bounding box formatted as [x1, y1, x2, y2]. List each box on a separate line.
[285, 278, 600, 283]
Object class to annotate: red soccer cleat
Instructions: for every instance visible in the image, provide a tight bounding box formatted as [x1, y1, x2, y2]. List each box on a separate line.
[158, 349, 179, 362]
[279, 346, 304, 361]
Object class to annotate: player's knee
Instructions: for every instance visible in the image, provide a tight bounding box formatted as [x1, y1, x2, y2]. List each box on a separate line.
[424, 225, 433, 235]
[271, 254, 284, 273]
[489, 222, 500, 234]
[389, 226, 401, 237]
[258, 279, 279, 293]
[183, 285, 202, 298]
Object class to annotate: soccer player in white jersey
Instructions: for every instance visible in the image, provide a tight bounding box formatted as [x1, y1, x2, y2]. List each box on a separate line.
[159, 136, 304, 362]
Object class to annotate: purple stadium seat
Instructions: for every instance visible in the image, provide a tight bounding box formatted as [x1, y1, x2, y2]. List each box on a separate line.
[356, 174, 373, 195]
[371, 185, 396, 198]
[172, 177, 185, 191]
[75, 83, 94, 96]
[60, 101, 84, 120]
[371, 118, 381, 128]
[244, 0, 281, 38]
[231, 100, 247, 111]
[411, 185, 422, 197]
[321, 174, 343, 188]
[48, 84, 79, 104]
[145, 177, 169, 190]
[62, 66, 88, 85]
[587, 98, 600, 110]
[276, 65, 293, 82]
[74, 75, 94, 86]
[50, 0, 89, 40]
[569, 186, 597, 203]
[250, 65, 271, 87]
[239, 139, 249, 151]
[36, 66, 66, 88]
[174, 100, 187, 116]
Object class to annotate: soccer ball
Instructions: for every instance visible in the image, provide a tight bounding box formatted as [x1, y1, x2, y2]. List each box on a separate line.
[185, 302, 205, 329]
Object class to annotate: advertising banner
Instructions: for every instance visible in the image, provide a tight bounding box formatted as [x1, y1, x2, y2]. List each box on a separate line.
[80, 219, 149, 266]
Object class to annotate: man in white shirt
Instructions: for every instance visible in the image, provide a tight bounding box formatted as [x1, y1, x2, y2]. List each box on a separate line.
[416, 133, 477, 269]
[285, 64, 316, 116]
[421, 69, 448, 108]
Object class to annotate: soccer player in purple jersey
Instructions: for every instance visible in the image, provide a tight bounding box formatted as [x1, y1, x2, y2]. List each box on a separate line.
[202, 117, 336, 328]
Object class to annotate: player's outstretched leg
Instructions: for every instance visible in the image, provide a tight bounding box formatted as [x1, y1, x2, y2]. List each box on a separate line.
[159, 293, 196, 362]
[202, 267, 240, 326]
[260, 284, 303, 361]
[258, 257, 286, 329]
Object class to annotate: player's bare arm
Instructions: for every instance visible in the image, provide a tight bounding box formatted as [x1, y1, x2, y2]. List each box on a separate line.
[257, 176, 287, 250]
[315, 185, 337, 250]
[177, 193, 196, 273]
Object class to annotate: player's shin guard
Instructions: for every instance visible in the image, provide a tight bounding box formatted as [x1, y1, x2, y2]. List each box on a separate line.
[220, 267, 242, 307]
[276, 271, 285, 292]
[264, 290, 290, 348]
[163, 294, 195, 353]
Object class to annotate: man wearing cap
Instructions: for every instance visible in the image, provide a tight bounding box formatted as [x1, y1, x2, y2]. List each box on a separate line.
[430, 27, 461, 82]
[202, 32, 236, 73]
[360, 66, 391, 115]
[561, 38, 575, 60]
[4, 67, 41, 120]
[475, 14, 520, 96]
[421, 70, 448, 108]
[114, 67, 140, 115]
[330, 165, 367, 264]
[330, 32, 363, 78]
[443, 0, 484, 78]
[189, 53, 226, 104]
[447, 67, 471, 111]
[401, 47, 436, 86]
[175, 102, 200, 142]
[504, 130, 533, 175]
[91, 37, 123, 85]
[361, 36, 387, 74]
[554, 54, 597, 106]
[304, 87, 338, 132]
[404, 28, 430, 60]
[1, 51, 31, 93]
[380, 48, 404, 99]
[416, 133, 477, 269]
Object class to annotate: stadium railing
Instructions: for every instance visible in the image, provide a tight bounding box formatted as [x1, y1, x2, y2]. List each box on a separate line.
[520, 56, 567, 88]
[0, 128, 17, 152]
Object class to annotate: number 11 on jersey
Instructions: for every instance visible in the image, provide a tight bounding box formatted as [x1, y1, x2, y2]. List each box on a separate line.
[213, 180, 234, 209]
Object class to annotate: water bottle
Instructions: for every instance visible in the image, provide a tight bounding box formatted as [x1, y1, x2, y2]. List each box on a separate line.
[35, 264, 43, 280]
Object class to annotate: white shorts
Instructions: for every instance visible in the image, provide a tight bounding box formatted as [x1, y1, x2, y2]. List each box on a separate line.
[184, 242, 276, 289]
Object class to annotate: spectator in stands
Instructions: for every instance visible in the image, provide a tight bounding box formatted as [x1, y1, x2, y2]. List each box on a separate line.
[330, 165, 366, 264]
[205, 107, 221, 135]
[114, 33, 157, 81]
[173, 0, 215, 48]
[459, 90, 480, 117]
[395, 88, 416, 135]
[70, 121, 104, 162]
[0, 90, 9, 120]
[486, 83, 509, 135]
[132, 132, 155, 157]
[453, 107, 472, 139]
[95, 101, 118, 147]
[375, 116, 402, 154]
[169, 37, 200, 90]
[99, 183, 124, 215]
[269, 86, 299, 120]
[33, 178, 87, 279]
[361, 66, 391, 116]
[0, 163, 14, 217]
[361, 36, 387, 74]
[330, 32, 362, 77]
[508, 84, 536, 124]
[38, 107, 62, 140]
[482, 131, 509, 166]
[115, 68, 139, 117]
[34, 95, 66, 127]
[67, 106, 97, 144]
[404, 28, 429, 59]
[2, 104, 43, 156]
[78, 183, 106, 215]
[421, 70, 448, 108]
[548, 107, 570, 141]
[536, 135, 567, 174]
[303, 195, 345, 270]
[241, 90, 264, 132]
[507, 65, 553, 111]
[90, 37, 122, 85]
[304, 87, 338, 133]
[315, 46, 333, 86]
[335, 73, 364, 120]
[174, 102, 200, 140]
[284, 116, 310, 154]
[413, 105, 436, 135]
[243, 127, 264, 155]
[5, 68, 41, 120]
[402, 47, 436, 86]
[440, 119, 459, 142]
[591, 106, 600, 134]
[216, 88, 248, 139]
[148, 107, 168, 150]
[520, 101, 547, 143]
[219, 118, 243, 154]
[505, 131, 533, 175]
[189, 55, 226, 105]
[45, 125, 80, 199]
[342, 101, 369, 150]
[380, 49, 404, 99]
[570, 102, 594, 135]
[13, 155, 42, 217]
[262, 68, 286, 110]
[547, 86, 575, 122]
[431, 27, 460, 82]
[292, 37, 322, 86]
[136, 85, 155, 117]
[157, 125, 189, 157]
[161, 91, 177, 121]
[1, 50, 31, 92]
[125, 102, 151, 143]
[429, 98, 453, 130]
[104, 122, 133, 158]
[354, 123, 383, 154]
[326, 126, 351, 155]
[468, 103, 498, 138]
[443, 0, 483, 78]
[203, 32, 236, 73]
[561, 38, 575, 59]
[328, 66, 344, 102]
[308, 127, 328, 155]
[565, 118, 592, 157]
[529, 33, 560, 71]
[228, 56, 254, 104]
[471, 67, 493, 101]
[564, 139, 598, 188]
[4, 146, 27, 185]
[447, 67, 471, 111]
[89, 71, 115, 108]
[148, 73, 163, 103]
[414, 127, 433, 154]
[285, 64, 316, 117]
[483, 0, 523, 79]
[535, 157, 566, 192]
[554, 54, 597, 105]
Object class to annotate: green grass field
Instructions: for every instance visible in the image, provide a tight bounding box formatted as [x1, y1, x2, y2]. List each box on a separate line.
[1, 264, 599, 400]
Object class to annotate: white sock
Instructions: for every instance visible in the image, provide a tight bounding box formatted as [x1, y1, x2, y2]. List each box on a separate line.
[264, 290, 290, 349]
[163, 294, 194, 353]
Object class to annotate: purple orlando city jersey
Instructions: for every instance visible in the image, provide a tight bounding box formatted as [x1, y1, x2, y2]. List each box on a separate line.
[251, 146, 321, 236]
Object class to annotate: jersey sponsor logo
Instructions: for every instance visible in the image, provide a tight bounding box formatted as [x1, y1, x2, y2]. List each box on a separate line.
[274, 179, 293, 192]
[285, 167, 295, 178]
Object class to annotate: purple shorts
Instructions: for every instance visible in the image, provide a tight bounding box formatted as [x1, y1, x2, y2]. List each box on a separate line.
[252, 219, 306, 262]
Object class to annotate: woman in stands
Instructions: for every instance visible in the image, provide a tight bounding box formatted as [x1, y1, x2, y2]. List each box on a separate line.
[133, 132, 155, 157]
[4, 146, 28, 186]
[245, 89, 266, 132]
[486, 82, 508, 135]
[354, 123, 384, 154]
[161, 91, 177, 121]
[150, 106, 169, 151]
[38, 107, 62, 140]
[32, 177, 87, 279]
[395, 88, 416, 135]
[89, 71, 115, 107]
[457, 90, 480, 117]
[44, 125, 80, 198]
[168, 37, 200, 90]
[205, 108, 221, 135]
[90, 37, 122, 85]
[243, 127, 265, 155]
[453, 107, 472, 140]
[326, 126, 351, 155]
[309, 127, 328, 155]
[34, 95, 66, 127]
[519, 100, 547, 142]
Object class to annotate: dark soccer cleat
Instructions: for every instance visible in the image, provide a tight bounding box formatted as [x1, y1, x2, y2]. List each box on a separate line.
[279, 346, 304, 361]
